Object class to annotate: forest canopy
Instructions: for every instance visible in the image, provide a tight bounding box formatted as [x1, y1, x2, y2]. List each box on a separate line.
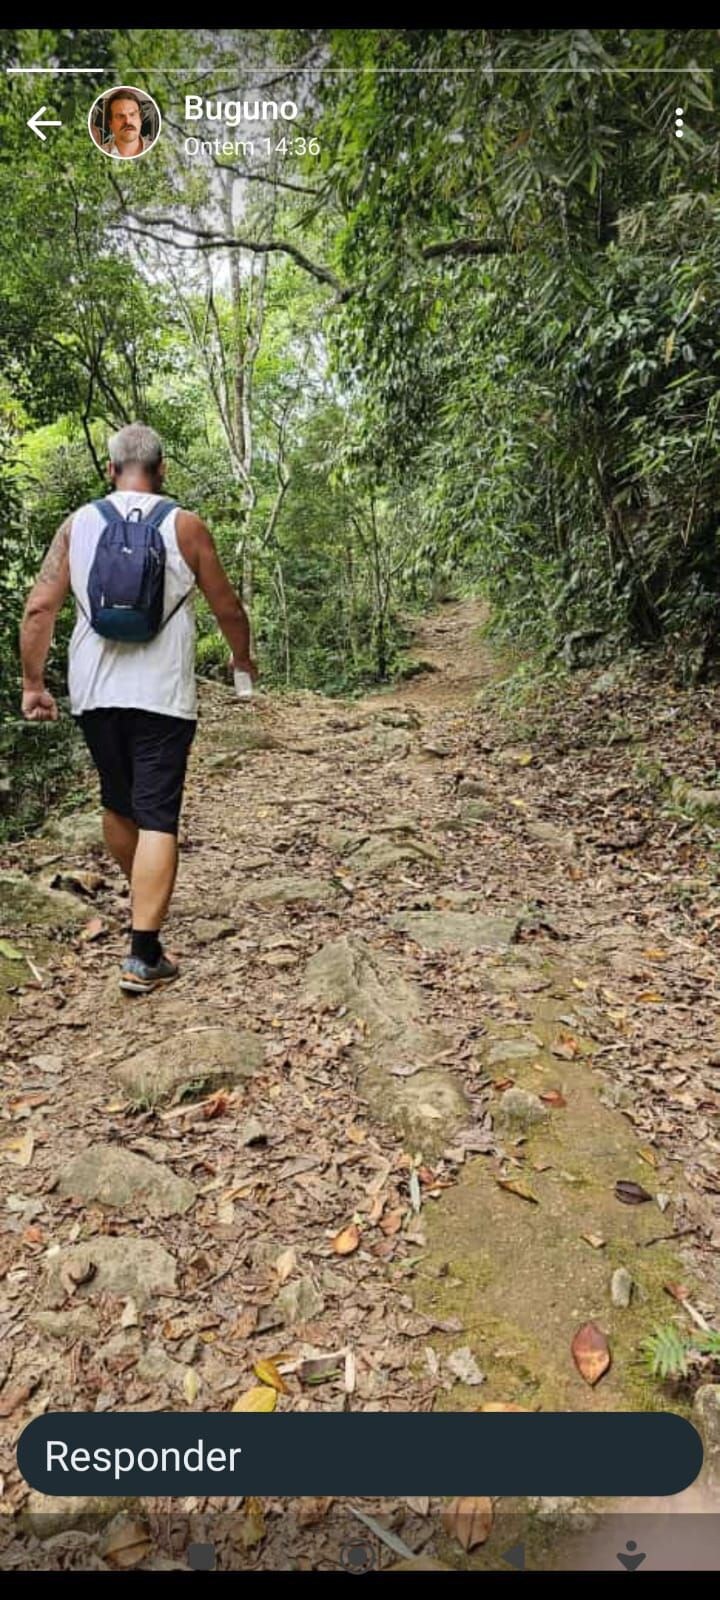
[1, 27, 719, 833]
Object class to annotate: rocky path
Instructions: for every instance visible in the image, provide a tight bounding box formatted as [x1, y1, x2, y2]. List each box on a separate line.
[1, 598, 719, 1571]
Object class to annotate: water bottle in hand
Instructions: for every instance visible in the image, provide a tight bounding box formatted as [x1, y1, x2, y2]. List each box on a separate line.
[234, 668, 253, 700]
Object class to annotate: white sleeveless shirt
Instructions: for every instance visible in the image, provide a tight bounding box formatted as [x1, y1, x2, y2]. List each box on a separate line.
[68, 491, 197, 720]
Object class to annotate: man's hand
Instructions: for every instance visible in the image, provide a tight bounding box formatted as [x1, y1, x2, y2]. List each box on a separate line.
[22, 688, 59, 722]
[230, 654, 259, 683]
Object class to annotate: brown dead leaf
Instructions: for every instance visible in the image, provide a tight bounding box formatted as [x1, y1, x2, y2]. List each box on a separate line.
[0, 1378, 40, 1418]
[481, 1402, 530, 1412]
[232, 1386, 277, 1413]
[540, 1089, 566, 1108]
[571, 1322, 611, 1386]
[297, 1354, 345, 1386]
[331, 1222, 360, 1255]
[1, 1132, 34, 1168]
[441, 1495, 494, 1551]
[275, 1247, 297, 1284]
[379, 1209, 404, 1236]
[551, 1032, 581, 1060]
[615, 1180, 653, 1205]
[643, 948, 669, 961]
[637, 991, 663, 1004]
[202, 1089, 231, 1120]
[493, 1077, 515, 1092]
[297, 1497, 335, 1527]
[80, 917, 106, 943]
[664, 1282, 689, 1303]
[580, 1233, 606, 1250]
[638, 1147, 658, 1169]
[60, 1256, 97, 1297]
[101, 1518, 152, 1569]
[230, 1307, 258, 1340]
[367, 1192, 385, 1225]
[253, 1358, 289, 1394]
[496, 1178, 538, 1204]
[237, 1496, 265, 1550]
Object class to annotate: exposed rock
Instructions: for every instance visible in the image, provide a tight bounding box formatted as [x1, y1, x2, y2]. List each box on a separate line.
[42, 810, 104, 853]
[234, 875, 337, 905]
[349, 836, 440, 875]
[694, 1385, 720, 1488]
[136, 1344, 194, 1391]
[23, 1492, 135, 1539]
[461, 799, 495, 822]
[30, 1307, 100, 1340]
[390, 910, 520, 952]
[362, 1062, 468, 1153]
[194, 918, 235, 945]
[240, 1118, 267, 1146]
[525, 819, 576, 856]
[276, 1275, 325, 1326]
[0, 871, 83, 930]
[486, 1039, 541, 1068]
[42, 1237, 177, 1309]
[610, 1267, 633, 1308]
[317, 825, 363, 854]
[670, 779, 720, 819]
[56, 1144, 196, 1218]
[304, 934, 466, 1152]
[493, 1087, 549, 1133]
[485, 963, 552, 994]
[114, 1026, 265, 1104]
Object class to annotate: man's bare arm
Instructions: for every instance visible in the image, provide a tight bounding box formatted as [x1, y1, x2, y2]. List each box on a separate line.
[176, 511, 256, 674]
[20, 518, 72, 719]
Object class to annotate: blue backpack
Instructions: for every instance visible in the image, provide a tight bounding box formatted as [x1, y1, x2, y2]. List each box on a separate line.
[85, 497, 189, 643]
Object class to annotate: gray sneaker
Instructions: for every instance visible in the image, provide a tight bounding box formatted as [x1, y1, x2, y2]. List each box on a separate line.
[119, 954, 180, 993]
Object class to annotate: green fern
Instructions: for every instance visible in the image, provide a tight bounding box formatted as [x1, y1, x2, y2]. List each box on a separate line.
[641, 1324, 720, 1380]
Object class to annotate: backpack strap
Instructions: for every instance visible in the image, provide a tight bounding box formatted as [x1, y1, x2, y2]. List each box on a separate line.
[145, 497, 177, 529]
[93, 497, 117, 525]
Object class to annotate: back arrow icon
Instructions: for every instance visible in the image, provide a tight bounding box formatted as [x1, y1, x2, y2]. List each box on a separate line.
[27, 106, 63, 141]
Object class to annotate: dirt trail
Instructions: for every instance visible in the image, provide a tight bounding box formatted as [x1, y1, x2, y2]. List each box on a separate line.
[1, 598, 719, 1571]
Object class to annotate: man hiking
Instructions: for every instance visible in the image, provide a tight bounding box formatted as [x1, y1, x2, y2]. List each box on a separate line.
[20, 422, 257, 993]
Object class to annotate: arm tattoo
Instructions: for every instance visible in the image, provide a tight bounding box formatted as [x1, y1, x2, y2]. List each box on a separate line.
[36, 517, 72, 589]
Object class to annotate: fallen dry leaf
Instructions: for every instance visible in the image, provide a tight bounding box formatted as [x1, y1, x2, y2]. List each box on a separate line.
[580, 1233, 606, 1250]
[101, 1518, 152, 1569]
[275, 1247, 297, 1284]
[0, 1378, 40, 1418]
[615, 1180, 653, 1205]
[297, 1496, 335, 1527]
[481, 1402, 530, 1412]
[297, 1354, 344, 1386]
[331, 1222, 361, 1255]
[637, 1147, 658, 1169]
[551, 1032, 582, 1060]
[540, 1089, 567, 1109]
[496, 1178, 538, 1204]
[441, 1495, 494, 1551]
[202, 1089, 231, 1120]
[183, 1368, 200, 1404]
[253, 1358, 289, 1394]
[571, 1322, 611, 1386]
[232, 1386, 277, 1413]
[1, 1132, 34, 1169]
[80, 917, 105, 942]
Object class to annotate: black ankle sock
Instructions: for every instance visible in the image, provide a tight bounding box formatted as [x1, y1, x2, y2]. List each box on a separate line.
[131, 930, 162, 966]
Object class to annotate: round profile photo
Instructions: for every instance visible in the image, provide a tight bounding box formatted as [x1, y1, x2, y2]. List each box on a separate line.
[88, 85, 161, 160]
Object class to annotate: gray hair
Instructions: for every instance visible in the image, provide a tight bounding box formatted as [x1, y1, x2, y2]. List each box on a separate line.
[108, 423, 163, 471]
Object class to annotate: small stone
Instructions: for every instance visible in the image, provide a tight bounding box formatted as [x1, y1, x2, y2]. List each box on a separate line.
[493, 1088, 549, 1133]
[30, 1308, 101, 1340]
[240, 1118, 267, 1146]
[234, 875, 336, 905]
[23, 1492, 134, 1539]
[56, 1145, 196, 1218]
[447, 1346, 485, 1386]
[276, 1275, 325, 1326]
[194, 919, 235, 945]
[610, 1267, 633, 1308]
[42, 1237, 176, 1309]
[390, 910, 521, 953]
[487, 1039, 541, 1068]
[461, 800, 495, 822]
[136, 1344, 193, 1391]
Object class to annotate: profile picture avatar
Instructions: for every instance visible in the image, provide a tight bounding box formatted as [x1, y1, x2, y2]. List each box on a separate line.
[88, 86, 161, 159]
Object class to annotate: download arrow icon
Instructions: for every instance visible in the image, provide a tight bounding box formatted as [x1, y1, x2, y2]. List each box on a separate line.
[27, 106, 63, 141]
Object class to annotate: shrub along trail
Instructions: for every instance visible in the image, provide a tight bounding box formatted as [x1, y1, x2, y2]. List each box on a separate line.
[1, 598, 719, 1571]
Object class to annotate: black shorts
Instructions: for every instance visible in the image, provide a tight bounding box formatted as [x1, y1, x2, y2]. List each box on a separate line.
[77, 709, 197, 835]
